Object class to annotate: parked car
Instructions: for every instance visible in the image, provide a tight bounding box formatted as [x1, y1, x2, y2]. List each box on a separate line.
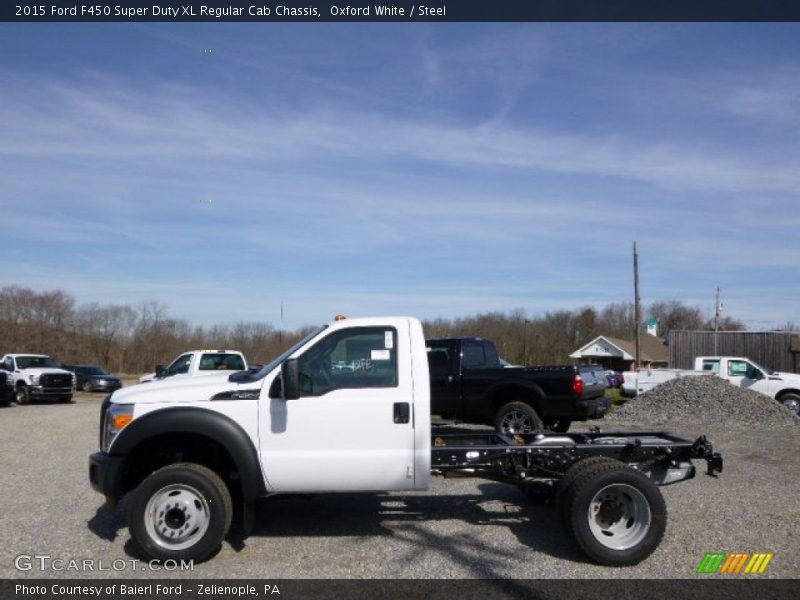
[63, 365, 123, 393]
[0, 353, 75, 404]
[604, 370, 622, 388]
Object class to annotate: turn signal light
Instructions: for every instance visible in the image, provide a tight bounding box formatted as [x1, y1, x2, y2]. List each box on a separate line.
[112, 414, 133, 429]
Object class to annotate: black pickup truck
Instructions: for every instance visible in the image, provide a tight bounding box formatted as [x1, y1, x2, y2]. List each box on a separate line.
[427, 337, 610, 433]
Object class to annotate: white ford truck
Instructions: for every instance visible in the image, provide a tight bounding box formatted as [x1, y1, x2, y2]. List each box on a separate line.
[0, 353, 75, 404]
[89, 316, 722, 567]
[622, 356, 800, 414]
[138, 349, 248, 383]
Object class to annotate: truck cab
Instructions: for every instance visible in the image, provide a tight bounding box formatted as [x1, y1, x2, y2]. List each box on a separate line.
[138, 349, 248, 383]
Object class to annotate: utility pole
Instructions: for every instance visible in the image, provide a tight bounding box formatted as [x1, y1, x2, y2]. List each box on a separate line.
[279, 301, 284, 351]
[523, 319, 529, 365]
[633, 241, 641, 370]
[714, 287, 721, 355]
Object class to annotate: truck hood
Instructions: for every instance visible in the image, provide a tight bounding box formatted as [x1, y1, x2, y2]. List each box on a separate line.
[20, 367, 73, 377]
[771, 372, 800, 383]
[110, 373, 250, 404]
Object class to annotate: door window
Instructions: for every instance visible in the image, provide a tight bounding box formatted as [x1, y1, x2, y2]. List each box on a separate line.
[167, 354, 192, 376]
[462, 342, 487, 369]
[297, 327, 398, 396]
[727, 360, 749, 377]
[701, 360, 720, 374]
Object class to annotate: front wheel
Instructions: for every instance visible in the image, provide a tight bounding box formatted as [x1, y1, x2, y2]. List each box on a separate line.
[494, 401, 543, 434]
[564, 460, 666, 566]
[81, 381, 93, 392]
[15, 386, 30, 405]
[779, 393, 800, 416]
[128, 463, 232, 563]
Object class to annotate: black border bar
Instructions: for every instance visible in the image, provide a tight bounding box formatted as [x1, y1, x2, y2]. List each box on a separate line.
[4, 1, 800, 22]
[3, 579, 800, 600]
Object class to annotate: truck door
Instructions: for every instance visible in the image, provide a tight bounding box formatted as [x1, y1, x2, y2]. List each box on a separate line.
[459, 340, 500, 420]
[261, 324, 416, 492]
[427, 340, 461, 419]
[724, 359, 770, 394]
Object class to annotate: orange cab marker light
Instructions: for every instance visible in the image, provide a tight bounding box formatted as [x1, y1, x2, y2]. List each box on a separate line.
[334, 314, 347, 321]
[112, 414, 133, 429]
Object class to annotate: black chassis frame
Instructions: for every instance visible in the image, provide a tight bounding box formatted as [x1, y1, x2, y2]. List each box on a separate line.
[430, 428, 723, 487]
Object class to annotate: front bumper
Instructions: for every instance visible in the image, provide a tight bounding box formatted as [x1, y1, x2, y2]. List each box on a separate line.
[88, 452, 125, 500]
[28, 386, 73, 397]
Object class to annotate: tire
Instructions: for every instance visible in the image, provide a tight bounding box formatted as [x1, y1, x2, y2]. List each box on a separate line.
[81, 381, 93, 393]
[555, 456, 624, 536]
[494, 401, 543, 434]
[15, 386, 30, 405]
[779, 393, 800, 416]
[128, 463, 232, 563]
[564, 460, 666, 566]
[0, 391, 10, 407]
[60, 395, 73, 404]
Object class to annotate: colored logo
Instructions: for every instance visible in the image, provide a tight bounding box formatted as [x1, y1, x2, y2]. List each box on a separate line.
[696, 552, 773, 574]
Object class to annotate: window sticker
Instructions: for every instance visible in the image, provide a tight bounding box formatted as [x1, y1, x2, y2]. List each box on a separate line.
[371, 349, 390, 361]
[385, 331, 394, 349]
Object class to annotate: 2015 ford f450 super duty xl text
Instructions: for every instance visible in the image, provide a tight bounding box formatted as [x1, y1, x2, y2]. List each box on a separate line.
[89, 316, 722, 566]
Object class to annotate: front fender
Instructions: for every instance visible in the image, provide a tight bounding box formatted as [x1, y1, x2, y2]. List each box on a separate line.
[110, 407, 267, 502]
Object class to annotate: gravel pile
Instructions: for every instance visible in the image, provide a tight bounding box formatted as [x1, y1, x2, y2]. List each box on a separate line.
[608, 375, 799, 428]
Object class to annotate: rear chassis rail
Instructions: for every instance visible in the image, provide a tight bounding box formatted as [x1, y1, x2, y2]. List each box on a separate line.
[431, 429, 722, 487]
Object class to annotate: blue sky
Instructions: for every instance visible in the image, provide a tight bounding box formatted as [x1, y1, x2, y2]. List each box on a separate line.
[1, 23, 799, 330]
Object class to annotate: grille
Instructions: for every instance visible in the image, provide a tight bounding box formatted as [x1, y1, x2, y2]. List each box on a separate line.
[40, 373, 72, 388]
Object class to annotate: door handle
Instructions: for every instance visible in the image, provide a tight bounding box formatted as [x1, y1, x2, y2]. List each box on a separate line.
[393, 402, 410, 424]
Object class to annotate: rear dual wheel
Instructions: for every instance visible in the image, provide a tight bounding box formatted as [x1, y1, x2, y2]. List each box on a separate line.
[560, 458, 666, 566]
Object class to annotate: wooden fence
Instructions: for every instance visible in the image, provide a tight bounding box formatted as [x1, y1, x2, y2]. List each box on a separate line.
[667, 331, 800, 373]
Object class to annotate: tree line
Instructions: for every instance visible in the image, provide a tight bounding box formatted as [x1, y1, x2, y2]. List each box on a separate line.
[0, 285, 748, 374]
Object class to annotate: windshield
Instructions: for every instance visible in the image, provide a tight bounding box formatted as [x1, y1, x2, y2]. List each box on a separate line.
[229, 326, 327, 383]
[748, 360, 774, 375]
[15, 356, 59, 369]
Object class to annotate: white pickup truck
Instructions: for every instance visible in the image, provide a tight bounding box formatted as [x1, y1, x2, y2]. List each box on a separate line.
[622, 356, 800, 414]
[89, 316, 722, 567]
[138, 349, 248, 383]
[0, 353, 75, 404]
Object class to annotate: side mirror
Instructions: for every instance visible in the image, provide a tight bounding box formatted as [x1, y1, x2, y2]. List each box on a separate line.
[281, 359, 300, 400]
[155, 365, 167, 378]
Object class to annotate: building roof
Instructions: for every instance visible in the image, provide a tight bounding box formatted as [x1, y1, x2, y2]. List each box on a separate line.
[569, 334, 669, 363]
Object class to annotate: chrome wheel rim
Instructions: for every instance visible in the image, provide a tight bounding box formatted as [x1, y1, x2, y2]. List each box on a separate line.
[782, 398, 800, 415]
[144, 484, 210, 551]
[501, 410, 533, 433]
[587, 484, 651, 550]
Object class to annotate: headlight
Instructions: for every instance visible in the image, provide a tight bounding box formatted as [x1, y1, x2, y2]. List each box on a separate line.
[102, 404, 134, 452]
[29, 374, 39, 385]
